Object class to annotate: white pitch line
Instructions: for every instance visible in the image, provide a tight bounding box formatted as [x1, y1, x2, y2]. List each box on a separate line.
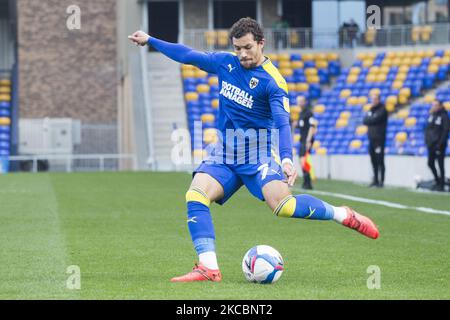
[293, 189, 450, 217]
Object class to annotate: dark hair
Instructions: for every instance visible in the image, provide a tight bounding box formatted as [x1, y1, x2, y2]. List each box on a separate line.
[229, 17, 264, 42]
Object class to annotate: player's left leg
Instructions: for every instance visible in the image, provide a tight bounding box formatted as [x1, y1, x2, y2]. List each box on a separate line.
[262, 180, 379, 239]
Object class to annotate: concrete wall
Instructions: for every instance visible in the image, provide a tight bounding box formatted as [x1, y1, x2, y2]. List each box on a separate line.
[307, 155, 450, 188]
[17, 0, 118, 122]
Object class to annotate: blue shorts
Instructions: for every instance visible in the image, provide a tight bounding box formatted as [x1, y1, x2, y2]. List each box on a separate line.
[193, 159, 285, 205]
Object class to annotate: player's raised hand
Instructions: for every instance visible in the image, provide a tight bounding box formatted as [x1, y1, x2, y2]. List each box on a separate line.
[282, 161, 297, 187]
[128, 30, 150, 46]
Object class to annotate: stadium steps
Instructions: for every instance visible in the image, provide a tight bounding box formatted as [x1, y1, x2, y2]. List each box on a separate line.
[147, 53, 190, 171]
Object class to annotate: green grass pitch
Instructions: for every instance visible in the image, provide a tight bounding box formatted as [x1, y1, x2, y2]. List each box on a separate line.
[0, 172, 449, 299]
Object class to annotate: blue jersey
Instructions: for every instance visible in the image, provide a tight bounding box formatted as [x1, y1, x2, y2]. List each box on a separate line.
[148, 37, 293, 164]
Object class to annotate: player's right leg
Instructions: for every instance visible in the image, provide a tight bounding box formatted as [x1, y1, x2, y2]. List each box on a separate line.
[171, 164, 242, 283]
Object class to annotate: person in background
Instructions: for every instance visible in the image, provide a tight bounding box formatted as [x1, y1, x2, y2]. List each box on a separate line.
[425, 99, 449, 191]
[272, 14, 289, 50]
[294, 96, 317, 190]
[363, 93, 388, 188]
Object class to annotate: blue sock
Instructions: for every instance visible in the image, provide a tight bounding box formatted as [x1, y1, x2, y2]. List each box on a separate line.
[186, 188, 216, 255]
[274, 194, 334, 220]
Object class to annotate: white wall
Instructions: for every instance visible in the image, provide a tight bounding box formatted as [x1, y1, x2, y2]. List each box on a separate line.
[301, 155, 450, 188]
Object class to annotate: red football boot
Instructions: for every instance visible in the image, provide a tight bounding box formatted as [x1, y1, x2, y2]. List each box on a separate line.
[342, 207, 379, 239]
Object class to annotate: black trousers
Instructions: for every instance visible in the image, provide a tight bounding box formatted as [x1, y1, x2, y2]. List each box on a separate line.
[427, 145, 447, 186]
[369, 139, 385, 184]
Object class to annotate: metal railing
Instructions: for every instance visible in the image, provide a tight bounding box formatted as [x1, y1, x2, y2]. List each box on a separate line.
[4, 153, 138, 173]
[183, 23, 450, 51]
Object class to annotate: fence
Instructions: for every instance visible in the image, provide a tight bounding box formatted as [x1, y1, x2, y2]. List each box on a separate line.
[183, 23, 450, 51]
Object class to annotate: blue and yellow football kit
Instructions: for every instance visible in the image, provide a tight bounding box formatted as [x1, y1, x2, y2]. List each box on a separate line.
[148, 37, 293, 204]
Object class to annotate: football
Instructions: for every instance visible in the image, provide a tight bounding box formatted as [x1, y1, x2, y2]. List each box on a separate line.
[242, 245, 284, 284]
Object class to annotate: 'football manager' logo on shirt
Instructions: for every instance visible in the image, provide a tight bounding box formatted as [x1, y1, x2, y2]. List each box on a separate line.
[220, 81, 254, 109]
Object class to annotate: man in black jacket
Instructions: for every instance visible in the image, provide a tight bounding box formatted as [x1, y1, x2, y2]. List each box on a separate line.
[294, 96, 317, 190]
[425, 100, 449, 191]
[363, 93, 388, 187]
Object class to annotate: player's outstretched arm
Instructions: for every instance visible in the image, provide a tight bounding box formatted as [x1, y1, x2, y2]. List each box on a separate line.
[128, 30, 217, 73]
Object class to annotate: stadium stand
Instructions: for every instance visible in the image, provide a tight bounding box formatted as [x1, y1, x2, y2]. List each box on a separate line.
[181, 49, 450, 158]
[0, 76, 11, 158]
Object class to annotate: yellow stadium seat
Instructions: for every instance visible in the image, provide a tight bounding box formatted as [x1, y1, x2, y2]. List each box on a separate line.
[357, 96, 368, 105]
[288, 83, 297, 92]
[399, 65, 409, 73]
[431, 57, 441, 64]
[307, 75, 320, 84]
[181, 64, 195, 71]
[203, 128, 218, 143]
[197, 84, 210, 93]
[280, 68, 293, 77]
[441, 56, 450, 65]
[369, 66, 380, 74]
[445, 49, 450, 57]
[327, 53, 339, 61]
[347, 74, 358, 84]
[381, 59, 392, 67]
[316, 60, 328, 69]
[366, 52, 377, 60]
[411, 57, 422, 66]
[386, 103, 396, 113]
[411, 27, 421, 42]
[0, 117, 11, 126]
[347, 97, 358, 106]
[314, 104, 325, 114]
[340, 111, 351, 119]
[204, 31, 217, 46]
[404, 117, 417, 127]
[357, 52, 367, 60]
[366, 74, 376, 83]
[302, 53, 314, 61]
[340, 89, 352, 98]
[0, 79, 11, 86]
[395, 132, 408, 144]
[208, 76, 218, 86]
[312, 140, 321, 150]
[369, 88, 380, 96]
[350, 140, 362, 149]
[336, 118, 348, 128]
[386, 52, 396, 59]
[376, 74, 387, 82]
[278, 53, 291, 61]
[305, 68, 318, 76]
[356, 125, 368, 136]
[421, 26, 433, 42]
[201, 113, 215, 123]
[291, 60, 304, 69]
[185, 92, 199, 101]
[182, 70, 195, 78]
[315, 53, 327, 61]
[0, 87, 11, 94]
[211, 99, 219, 109]
[365, 29, 376, 45]
[424, 94, 435, 103]
[380, 66, 390, 74]
[291, 112, 299, 121]
[392, 81, 403, 89]
[399, 87, 411, 98]
[0, 94, 11, 102]
[398, 95, 408, 105]
[350, 67, 361, 75]
[296, 83, 309, 92]
[217, 30, 229, 47]
[279, 60, 291, 69]
[444, 102, 450, 111]
[195, 70, 208, 78]
[193, 149, 207, 159]
[316, 147, 327, 155]
[396, 73, 407, 81]
[428, 64, 439, 73]
[405, 51, 414, 58]
[362, 59, 374, 68]
[267, 53, 278, 61]
[397, 109, 409, 119]
[403, 57, 412, 66]
[392, 58, 402, 66]
[290, 106, 301, 114]
[293, 133, 301, 142]
[363, 103, 372, 112]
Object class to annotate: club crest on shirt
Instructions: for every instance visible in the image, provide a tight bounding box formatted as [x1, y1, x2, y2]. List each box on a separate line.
[249, 77, 259, 89]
